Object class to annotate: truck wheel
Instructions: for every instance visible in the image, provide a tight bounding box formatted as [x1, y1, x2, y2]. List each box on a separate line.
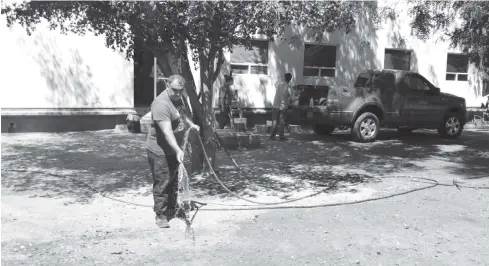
[352, 112, 380, 142]
[314, 124, 335, 135]
[437, 113, 463, 138]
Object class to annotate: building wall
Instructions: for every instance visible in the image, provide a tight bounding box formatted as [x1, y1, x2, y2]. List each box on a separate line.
[0, 16, 134, 110]
[1, 15, 135, 132]
[215, 2, 487, 109]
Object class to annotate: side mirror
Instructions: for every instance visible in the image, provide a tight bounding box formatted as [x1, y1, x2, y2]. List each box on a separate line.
[432, 87, 440, 94]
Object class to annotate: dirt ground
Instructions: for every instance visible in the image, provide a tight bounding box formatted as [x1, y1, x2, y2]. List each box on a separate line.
[2, 129, 489, 265]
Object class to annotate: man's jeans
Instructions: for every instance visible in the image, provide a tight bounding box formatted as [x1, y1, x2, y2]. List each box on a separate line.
[219, 105, 232, 129]
[146, 150, 180, 219]
[270, 108, 285, 139]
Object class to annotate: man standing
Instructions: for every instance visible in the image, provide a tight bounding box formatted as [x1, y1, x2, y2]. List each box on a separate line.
[145, 74, 198, 228]
[270, 73, 293, 141]
[218, 75, 235, 129]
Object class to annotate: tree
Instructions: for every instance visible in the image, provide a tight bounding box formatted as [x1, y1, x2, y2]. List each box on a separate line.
[409, 1, 489, 76]
[2, 0, 383, 171]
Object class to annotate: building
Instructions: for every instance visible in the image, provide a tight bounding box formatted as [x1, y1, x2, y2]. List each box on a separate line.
[1, 15, 135, 133]
[214, 3, 488, 114]
[2, 2, 488, 132]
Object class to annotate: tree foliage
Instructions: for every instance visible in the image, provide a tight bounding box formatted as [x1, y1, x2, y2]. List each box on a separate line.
[2, 0, 384, 169]
[409, 1, 489, 75]
[2, 1, 378, 87]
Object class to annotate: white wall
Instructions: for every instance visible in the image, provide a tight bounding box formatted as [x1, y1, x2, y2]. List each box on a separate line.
[0, 15, 134, 110]
[216, 1, 486, 108]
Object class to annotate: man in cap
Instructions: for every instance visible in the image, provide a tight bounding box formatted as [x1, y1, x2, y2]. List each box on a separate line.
[145, 74, 199, 228]
[270, 72, 293, 141]
[218, 75, 235, 129]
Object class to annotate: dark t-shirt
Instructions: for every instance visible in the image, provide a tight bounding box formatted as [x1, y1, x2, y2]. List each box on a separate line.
[145, 90, 192, 156]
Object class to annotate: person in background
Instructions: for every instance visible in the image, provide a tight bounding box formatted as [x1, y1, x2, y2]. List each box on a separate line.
[145, 74, 199, 229]
[218, 75, 235, 129]
[270, 72, 293, 141]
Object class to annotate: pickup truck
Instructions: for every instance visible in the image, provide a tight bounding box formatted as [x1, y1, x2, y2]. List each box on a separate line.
[285, 69, 467, 142]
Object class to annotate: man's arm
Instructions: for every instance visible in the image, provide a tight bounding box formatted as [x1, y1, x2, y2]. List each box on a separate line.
[152, 102, 183, 155]
[281, 84, 291, 109]
[184, 116, 200, 131]
[286, 85, 295, 102]
[156, 120, 182, 155]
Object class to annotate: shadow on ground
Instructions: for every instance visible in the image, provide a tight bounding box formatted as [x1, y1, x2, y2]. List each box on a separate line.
[1, 129, 488, 205]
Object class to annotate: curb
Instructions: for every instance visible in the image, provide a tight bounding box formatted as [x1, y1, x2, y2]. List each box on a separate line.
[465, 125, 489, 130]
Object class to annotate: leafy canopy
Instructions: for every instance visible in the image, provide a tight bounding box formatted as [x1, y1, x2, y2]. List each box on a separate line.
[2, 1, 380, 68]
[409, 1, 489, 75]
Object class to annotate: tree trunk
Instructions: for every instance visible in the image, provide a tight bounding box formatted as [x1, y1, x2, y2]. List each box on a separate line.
[149, 43, 218, 175]
[201, 84, 217, 173]
[198, 55, 218, 172]
[179, 51, 207, 174]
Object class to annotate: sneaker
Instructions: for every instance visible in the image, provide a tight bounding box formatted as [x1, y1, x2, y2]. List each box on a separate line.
[155, 214, 170, 228]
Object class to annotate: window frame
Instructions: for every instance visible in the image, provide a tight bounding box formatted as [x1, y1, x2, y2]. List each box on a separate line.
[446, 53, 469, 81]
[384, 48, 412, 71]
[302, 43, 337, 78]
[230, 39, 269, 75]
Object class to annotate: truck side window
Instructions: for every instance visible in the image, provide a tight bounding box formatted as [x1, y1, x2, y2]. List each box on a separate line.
[405, 74, 431, 94]
[354, 72, 372, 87]
[398, 76, 411, 94]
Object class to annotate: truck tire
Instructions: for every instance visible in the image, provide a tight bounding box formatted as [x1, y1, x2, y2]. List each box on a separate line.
[314, 124, 335, 135]
[351, 112, 380, 142]
[437, 113, 463, 138]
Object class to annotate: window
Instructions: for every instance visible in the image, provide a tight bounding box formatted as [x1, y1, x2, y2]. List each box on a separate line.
[368, 73, 387, 89]
[354, 72, 395, 90]
[483, 80, 489, 96]
[354, 72, 381, 88]
[446, 53, 469, 81]
[354, 72, 372, 87]
[384, 49, 411, 71]
[402, 74, 432, 94]
[303, 44, 337, 77]
[230, 40, 268, 75]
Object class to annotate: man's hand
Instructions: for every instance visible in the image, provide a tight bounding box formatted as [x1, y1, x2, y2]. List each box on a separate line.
[185, 117, 200, 132]
[191, 123, 200, 132]
[176, 148, 185, 164]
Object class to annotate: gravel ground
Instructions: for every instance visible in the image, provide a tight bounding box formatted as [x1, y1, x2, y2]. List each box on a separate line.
[2, 129, 489, 265]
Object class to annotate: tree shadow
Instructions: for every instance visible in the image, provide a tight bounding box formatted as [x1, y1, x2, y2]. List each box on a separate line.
[189, 129, 489, 199]
[10, 21, 133, 108]
[292, 129, 489, 177]
[2, 128, 488, 205]
[1, 131, 152, 204]
[35, 37, 100, 107]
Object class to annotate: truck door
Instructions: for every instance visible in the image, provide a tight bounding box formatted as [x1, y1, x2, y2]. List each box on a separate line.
[416, 74, 446, 126]
[396, 75, 417, 127]
[377, 72, 398, 124]
[402, 74, 444, 128]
